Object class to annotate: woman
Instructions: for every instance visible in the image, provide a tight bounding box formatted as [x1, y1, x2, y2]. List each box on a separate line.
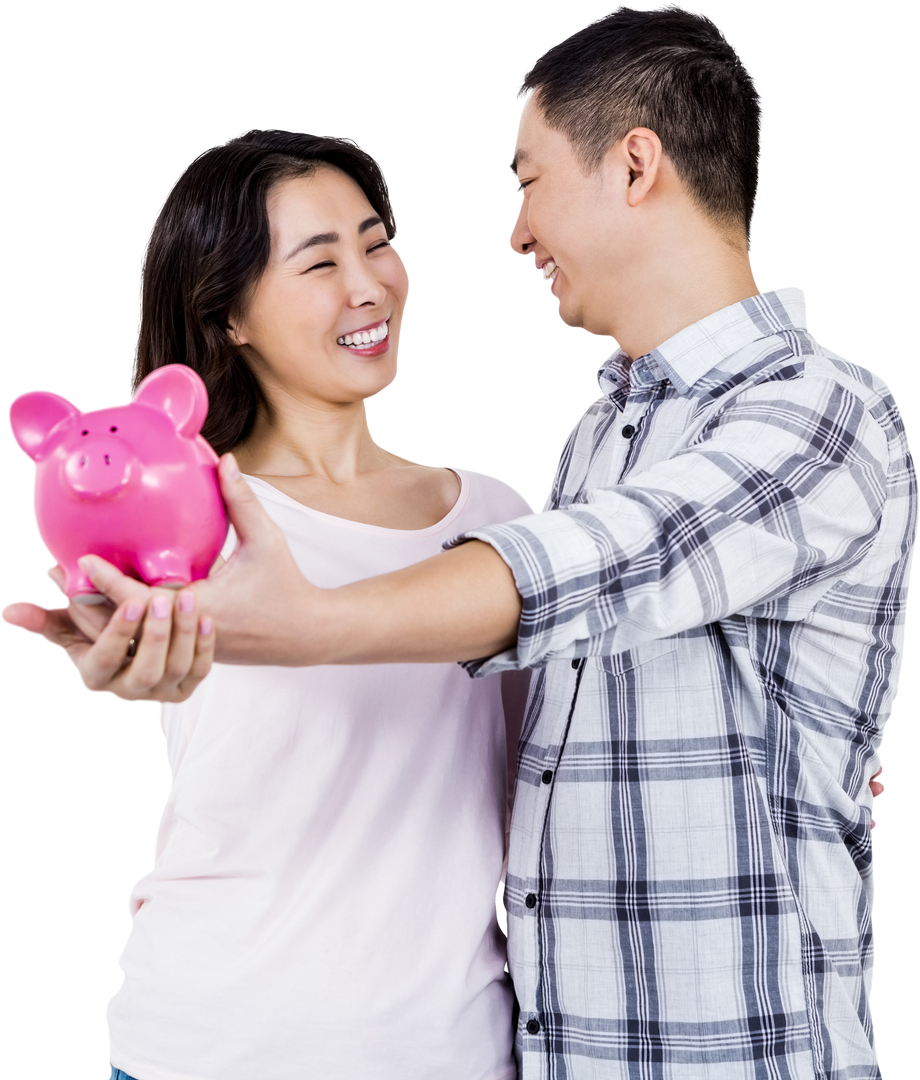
[33, 130, 529, 1079]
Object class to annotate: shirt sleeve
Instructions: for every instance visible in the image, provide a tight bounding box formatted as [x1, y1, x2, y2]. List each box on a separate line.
[449, 374, 891, 676]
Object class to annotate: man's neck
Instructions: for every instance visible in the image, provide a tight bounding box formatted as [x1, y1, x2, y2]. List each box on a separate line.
[606, 217, 758, 362]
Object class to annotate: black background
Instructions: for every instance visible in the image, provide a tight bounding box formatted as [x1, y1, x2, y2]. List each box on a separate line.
[3, 6, 902, 1071]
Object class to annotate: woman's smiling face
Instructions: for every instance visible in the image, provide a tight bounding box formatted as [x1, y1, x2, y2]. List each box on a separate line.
[230, 166, 408, 408]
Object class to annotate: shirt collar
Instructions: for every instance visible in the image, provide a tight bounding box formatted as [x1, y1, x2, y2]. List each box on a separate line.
[598, 288, 807, 401]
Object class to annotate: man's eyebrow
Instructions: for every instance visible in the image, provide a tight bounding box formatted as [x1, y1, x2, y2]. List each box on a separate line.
[510, 150, 531, 175]
[283, 216, 385, 261]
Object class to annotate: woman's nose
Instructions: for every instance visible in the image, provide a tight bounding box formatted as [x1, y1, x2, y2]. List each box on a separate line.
[347, 262, 388, 307]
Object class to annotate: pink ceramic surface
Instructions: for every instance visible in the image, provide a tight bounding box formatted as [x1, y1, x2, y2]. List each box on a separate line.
[10, 365, 228, 603]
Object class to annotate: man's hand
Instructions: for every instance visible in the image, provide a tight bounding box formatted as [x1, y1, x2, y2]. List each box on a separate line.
[193, 455, 321, 664]
[196, 454, 522, 665]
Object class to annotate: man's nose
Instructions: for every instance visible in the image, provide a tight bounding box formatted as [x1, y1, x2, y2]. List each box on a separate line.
[510, 202, 535, 254]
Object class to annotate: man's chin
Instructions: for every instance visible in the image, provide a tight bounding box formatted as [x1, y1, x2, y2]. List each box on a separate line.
[558, 301, 584, 330]
[552, 302, 596, 334]
[557, 306, 609, 339]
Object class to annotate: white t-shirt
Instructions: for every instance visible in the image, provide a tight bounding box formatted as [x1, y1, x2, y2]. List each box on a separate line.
[108, 469, 531, 1080]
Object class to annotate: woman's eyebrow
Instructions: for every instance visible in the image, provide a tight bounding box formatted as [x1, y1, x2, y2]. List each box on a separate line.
[282, 216, 384, 262]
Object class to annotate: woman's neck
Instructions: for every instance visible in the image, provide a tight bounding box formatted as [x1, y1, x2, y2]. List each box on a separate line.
[233, 391, 393, 483]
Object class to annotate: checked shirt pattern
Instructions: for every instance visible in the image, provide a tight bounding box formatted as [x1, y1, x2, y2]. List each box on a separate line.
[453, 290, 915, 1079]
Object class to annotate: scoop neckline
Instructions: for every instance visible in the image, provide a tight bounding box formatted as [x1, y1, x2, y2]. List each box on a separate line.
[242, 468, 470, 536]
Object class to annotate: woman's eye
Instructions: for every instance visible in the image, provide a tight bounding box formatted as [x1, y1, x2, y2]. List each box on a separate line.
[304, 241, 386, 272]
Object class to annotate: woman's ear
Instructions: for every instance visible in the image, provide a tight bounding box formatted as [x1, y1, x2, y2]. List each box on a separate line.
[226, 318, 248, 348]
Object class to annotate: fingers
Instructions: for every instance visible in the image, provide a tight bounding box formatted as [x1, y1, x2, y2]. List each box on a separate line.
[77, 555, 153, 607]
[0, 596, 50, 635]
[6, 587, 215, 703]
[65, 597, 115, 643]
[48, 565, 67, 593]
[218, 453, 271, 546]
[115, 592, 178, 696]
[869, 765, 884, 799]
[49, 563, 141, 644]
[3, 602, 97, 652]
[104, 590, 215, 703]
[80, 598, 148, 691]
[174, 613, 216, 700]
[869, 765, 884, 829]
[161, 591, 214, 698]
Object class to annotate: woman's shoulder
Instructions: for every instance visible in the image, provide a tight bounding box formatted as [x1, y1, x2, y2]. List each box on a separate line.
[447, 462, 535, 516]
[452, 469, 533, 529]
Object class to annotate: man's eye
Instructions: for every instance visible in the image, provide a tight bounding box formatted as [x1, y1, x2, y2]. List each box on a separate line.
[517, 179, 533, 193]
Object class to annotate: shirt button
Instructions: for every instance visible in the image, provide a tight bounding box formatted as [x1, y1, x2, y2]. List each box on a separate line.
[525, 893, 537, 909]
[571, 658, 580, 669]
[526, 1018, 541, 1035]
[542, 769, 553, 784]
[621, 424, 636, 438]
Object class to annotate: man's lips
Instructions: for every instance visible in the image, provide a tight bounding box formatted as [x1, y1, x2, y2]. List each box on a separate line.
[535, 255, 557, 285]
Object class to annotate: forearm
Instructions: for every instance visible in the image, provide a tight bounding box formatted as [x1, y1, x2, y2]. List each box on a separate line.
[214, 538, 523, 667]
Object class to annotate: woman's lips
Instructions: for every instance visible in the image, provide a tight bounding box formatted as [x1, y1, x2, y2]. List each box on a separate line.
[342, 336, 390, 358]
[336, 318, 390, 356]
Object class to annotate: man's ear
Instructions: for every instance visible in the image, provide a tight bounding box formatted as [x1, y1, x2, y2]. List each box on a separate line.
[618, 127, 663, 208]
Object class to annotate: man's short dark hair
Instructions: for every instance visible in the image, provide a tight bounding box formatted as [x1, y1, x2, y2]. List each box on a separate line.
[523, 6, 760, 237]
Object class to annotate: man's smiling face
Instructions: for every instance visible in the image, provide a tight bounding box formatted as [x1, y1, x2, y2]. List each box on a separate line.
[510, 95, 633, 339]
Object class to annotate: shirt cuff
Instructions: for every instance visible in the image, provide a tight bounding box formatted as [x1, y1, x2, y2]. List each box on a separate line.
[444, 534, 524, 677]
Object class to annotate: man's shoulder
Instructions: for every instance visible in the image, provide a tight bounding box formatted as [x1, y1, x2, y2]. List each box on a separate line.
[800, 344, 903, 423]
[805, 344, 882, 387]
[651, 318, 902, 449]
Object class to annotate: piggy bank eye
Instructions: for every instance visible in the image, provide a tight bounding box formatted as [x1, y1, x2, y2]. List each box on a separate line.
[81, 429, 89, 436]
[110, 425, 118, 432]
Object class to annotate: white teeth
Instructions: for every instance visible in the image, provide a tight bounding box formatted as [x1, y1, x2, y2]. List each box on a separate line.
[337, 322, 389, 348]
[542, 260, 558, 280]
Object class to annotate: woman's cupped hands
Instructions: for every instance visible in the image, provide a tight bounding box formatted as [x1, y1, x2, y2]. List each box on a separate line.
[3, 566, 215, 702]
[2, 454, 324, 701]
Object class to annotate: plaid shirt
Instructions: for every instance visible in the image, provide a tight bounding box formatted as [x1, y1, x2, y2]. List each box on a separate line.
[454, 290, 915, 1079]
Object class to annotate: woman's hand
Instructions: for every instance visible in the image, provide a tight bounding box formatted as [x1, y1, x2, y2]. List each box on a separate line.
[869, 765, 883, 829]
[3, 581, 215, 702]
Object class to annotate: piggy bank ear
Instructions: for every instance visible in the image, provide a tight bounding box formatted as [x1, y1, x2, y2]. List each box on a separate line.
[10, 392, 79, 461]
[133, 364, 209, 438]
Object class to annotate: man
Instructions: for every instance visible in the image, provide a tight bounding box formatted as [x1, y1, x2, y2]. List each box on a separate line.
[7, 7, 913, 1077]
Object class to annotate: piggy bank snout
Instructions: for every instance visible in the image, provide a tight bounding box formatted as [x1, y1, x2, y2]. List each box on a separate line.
[63, 437, 137, 498]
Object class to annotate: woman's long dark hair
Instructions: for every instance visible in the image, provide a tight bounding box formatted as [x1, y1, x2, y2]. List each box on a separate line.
[134, 130, 396, 455]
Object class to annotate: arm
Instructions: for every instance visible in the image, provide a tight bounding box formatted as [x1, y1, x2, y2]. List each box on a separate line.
[4, 453, 522, 681]
[322, 541, 523, 664]
[74, 454, 520, 666]
[11, 373, 897, 677]
[451, 375, 896, 672]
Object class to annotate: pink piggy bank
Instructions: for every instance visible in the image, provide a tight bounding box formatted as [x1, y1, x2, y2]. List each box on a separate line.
[10, 364, 228, 604]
